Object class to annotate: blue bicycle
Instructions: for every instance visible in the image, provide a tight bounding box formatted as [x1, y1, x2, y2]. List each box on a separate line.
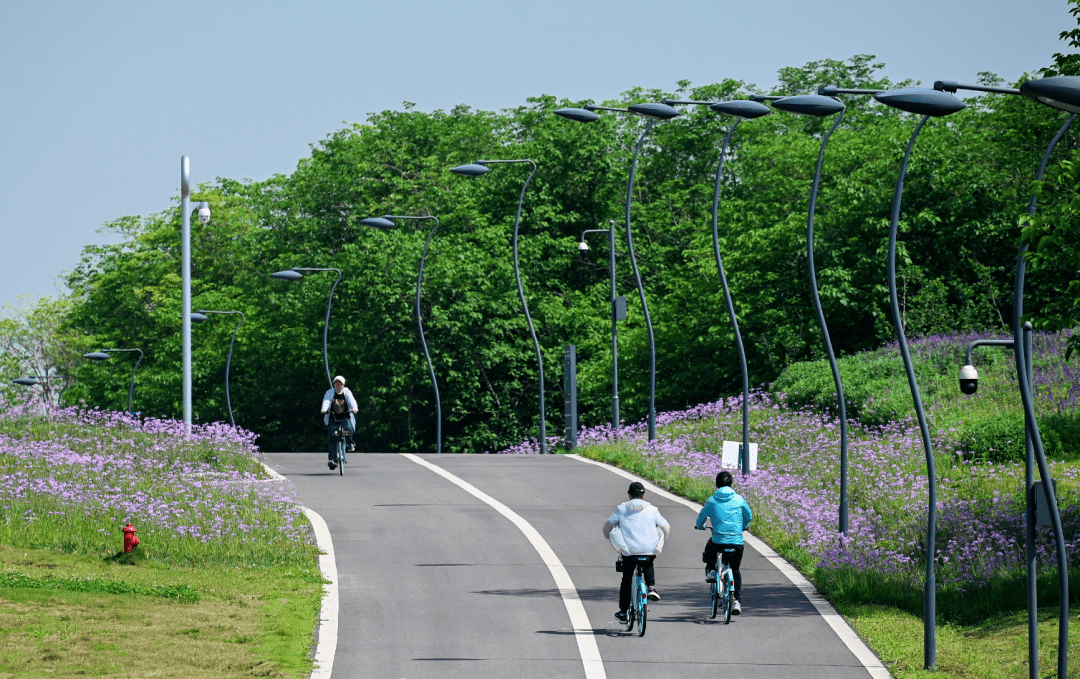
[697, 525, 735, 623]
[617, 557, 649, 636]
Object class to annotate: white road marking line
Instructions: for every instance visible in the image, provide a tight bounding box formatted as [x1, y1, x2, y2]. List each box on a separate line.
[566, 453, 891, 679]
[303, 507, 339, 679]
[403, 453, 606, 679]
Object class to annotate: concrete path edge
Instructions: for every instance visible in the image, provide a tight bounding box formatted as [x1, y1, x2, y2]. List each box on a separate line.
[302, 506, 338, 679]
[566, 453, 892, 679]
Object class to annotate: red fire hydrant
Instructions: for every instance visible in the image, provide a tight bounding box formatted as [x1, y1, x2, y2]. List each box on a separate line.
[122, 524, 139, 553]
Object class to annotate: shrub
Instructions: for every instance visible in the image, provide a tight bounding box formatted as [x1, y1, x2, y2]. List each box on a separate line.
[957, 411, 1062, 462]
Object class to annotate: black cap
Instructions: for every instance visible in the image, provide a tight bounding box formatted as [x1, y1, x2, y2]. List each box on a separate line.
[628, 481, 645, 494]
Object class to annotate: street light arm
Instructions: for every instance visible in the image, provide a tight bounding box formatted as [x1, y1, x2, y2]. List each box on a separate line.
[580, 228, 612, 241]
[934, 81, 1021, 96]
[965, 338, 1014, 366]
[818, 86, 886, 96]
[415, 217, 443, 454]
[662, 99, 713, 106]
[584, 105, 630, 113]
[748, 95, 784, 102]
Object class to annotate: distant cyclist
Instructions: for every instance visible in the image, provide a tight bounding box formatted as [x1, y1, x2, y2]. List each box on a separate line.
[602, 481, 670, 623]
[321, 375, 358, 470]
[695, 470, 752, 615]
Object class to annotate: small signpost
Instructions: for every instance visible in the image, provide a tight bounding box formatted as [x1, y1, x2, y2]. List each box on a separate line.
[721, 441, 758, 471]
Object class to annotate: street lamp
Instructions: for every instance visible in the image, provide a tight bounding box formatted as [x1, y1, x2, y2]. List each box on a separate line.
[663, 97, 769, 474]
[751, 92, 851, 531]
[555, 101, 681, 440]
[12, 374, 70, 408]
[578, 220, 622, 431]
[450, 158, 550, 452]
[935, 75, 1078, 679]
[359, 214, 444, 454]
[270, 267, 342, 389]
[190, 310, 245, 427]
[84, 348, 144, 413]
[868, 85, 965, 671]
[181, 156, 211, 434]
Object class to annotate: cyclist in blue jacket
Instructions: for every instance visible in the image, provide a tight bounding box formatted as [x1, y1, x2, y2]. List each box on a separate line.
[695, 470, 752, 614]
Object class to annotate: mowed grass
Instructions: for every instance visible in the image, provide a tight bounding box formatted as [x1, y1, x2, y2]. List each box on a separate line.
[0, 544, 321, 679]
[838, 603, 1080, 678]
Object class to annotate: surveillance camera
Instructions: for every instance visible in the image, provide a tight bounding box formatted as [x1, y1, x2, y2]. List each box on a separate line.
[959, 364, 979, 395]
[198, 206, 211, 224]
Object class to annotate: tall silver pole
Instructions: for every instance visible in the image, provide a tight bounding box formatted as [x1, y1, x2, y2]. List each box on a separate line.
[181, 157, 192, 434]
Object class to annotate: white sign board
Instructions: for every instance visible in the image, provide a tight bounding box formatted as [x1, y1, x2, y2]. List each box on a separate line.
[721, 440, 758, 471]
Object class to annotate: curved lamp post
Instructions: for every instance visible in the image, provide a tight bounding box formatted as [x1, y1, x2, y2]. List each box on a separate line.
[555, 101, 681, 440]
[664, 97, 770, 473]
[181, 157, 211, 434]
[84, 348, 145, 413]
[359, 215, 444, 454]
[936, 76, 1077, 679]
[870, 86, 966, 671]
[578, 220, 621, 431]
[752, 92, 852, 529]
[270, 267, 342, 388]
[450, 158, 550, 452]
[191, 310, 245, 426]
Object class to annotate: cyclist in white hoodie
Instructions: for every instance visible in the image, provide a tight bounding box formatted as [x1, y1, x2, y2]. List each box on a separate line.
[602, 481, 671, 623]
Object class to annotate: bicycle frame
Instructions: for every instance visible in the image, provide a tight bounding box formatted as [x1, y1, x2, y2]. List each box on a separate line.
[628, 561, 648, 636]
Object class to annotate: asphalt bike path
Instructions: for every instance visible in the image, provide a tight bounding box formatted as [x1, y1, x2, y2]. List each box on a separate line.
[268, 452, 884, 678]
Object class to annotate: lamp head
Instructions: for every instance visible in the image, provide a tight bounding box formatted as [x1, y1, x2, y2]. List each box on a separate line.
[1019, 76, 1080, 114]
[554, 107, 601, 123]
[360, 217, 396, 229]
[449, 163, 490, 177]
[959, 364, 979, 395]
[190, 312, 209, 323]
[13, 377, 40, 386]
[709, 100, 771, 119]
[270, 270, 304, 281]
[578, 241, 589, 252]
[84, 352, 112, 361]
[627, 102, 680, 120]
[874, 87, 965, 117]
[772, 94, 845, 117]
[197, 206, 211, 224]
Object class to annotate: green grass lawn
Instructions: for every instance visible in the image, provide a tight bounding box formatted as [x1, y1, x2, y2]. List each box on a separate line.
[0, 544, 321, 679]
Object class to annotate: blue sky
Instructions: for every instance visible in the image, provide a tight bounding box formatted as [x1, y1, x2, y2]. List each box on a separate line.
[0, 0, 1072, 311]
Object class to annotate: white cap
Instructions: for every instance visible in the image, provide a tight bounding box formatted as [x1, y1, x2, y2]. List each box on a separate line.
[333, 375, 346, 385]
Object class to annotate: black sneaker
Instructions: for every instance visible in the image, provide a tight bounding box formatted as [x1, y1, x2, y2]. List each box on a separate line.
[732, 599, 742, 615]
[614, 610, 628, 623]
[705, 570, 717, 583]
[347, 442, 355, 452]
[647, 586, 661, 601]
[328, 460, 337, 470]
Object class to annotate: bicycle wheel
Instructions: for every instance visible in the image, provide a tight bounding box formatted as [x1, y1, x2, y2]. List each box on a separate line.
[337, 439, 345, 476]
[710, 581, 719, 619]
[637, 584, 648, 636]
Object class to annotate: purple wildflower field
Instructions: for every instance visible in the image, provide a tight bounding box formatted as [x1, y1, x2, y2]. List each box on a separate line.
[0, 399, 313, 567]
[500, 332, 1080, 602]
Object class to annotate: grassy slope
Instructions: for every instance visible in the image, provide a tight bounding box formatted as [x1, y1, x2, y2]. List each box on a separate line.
[0, 544, 321, 678]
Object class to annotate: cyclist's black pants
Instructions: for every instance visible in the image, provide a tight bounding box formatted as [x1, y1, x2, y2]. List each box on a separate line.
[619, 555, 656, 612]
[703, 540, 744, 601]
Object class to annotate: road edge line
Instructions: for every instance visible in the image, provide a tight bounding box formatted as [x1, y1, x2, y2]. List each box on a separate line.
[303, 506, 339, 679]
[402, 453, 606, 679]
[566, 453, 891, 679]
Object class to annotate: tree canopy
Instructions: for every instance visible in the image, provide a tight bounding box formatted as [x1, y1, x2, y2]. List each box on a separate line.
[47, 49, 1080, 453]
